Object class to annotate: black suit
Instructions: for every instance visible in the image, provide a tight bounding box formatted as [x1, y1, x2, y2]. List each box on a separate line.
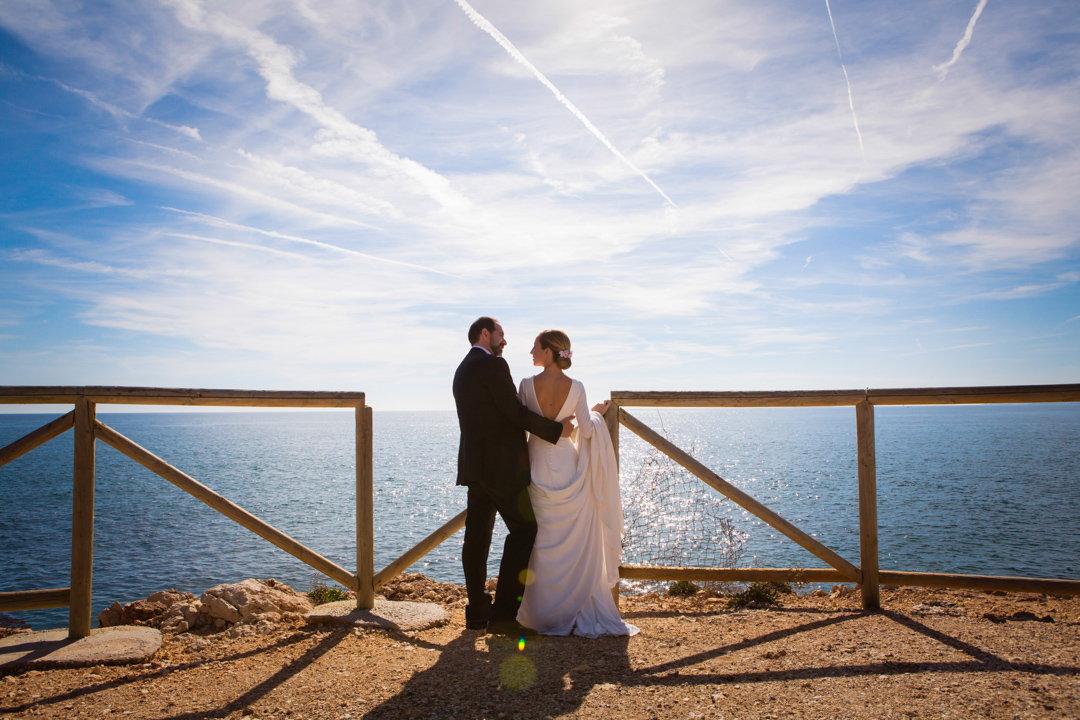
[453, 346, 563, 624]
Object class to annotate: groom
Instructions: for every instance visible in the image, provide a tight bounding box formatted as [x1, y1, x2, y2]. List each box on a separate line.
[453, 316, 572, 635]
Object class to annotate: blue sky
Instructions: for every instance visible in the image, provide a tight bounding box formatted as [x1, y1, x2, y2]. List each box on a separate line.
[1, 0, 1078, 411]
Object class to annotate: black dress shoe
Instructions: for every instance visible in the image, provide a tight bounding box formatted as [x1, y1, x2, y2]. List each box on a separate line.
[486, 619, 538, 637]
[465, 595, 493, 630]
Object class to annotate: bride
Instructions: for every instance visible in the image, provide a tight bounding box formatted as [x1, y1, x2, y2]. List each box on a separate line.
[516, 329, 639, 637]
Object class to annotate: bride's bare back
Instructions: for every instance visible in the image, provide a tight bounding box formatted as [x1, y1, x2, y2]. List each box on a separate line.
[532, 372, 572, 420]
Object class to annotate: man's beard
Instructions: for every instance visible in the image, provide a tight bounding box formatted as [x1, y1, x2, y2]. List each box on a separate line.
[492, 344, 504, 357]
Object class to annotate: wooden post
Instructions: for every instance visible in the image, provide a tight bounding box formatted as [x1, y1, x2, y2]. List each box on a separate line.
[605, 400, 620, 469]
[70, 397, 95, 638]
[605, 400, 621, 608]
[356, 404, 375, 609]
[856, 400, 880, 609]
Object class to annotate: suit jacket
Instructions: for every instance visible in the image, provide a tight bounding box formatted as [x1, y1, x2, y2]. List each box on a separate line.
[454, 347, 564, 495]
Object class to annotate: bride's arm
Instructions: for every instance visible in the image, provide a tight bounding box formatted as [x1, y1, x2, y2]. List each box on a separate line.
[518, 379, 531, 440]
[574, 381, 595, 438]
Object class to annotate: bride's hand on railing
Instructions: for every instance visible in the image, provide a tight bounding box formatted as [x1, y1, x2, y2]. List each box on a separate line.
[592, 400, 613, 416]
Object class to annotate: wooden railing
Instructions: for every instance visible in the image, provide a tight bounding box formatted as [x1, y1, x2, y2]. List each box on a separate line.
[4, 383, 1078, 639]
[609, 384, 1080, 608]
[0, 387, 374, 639]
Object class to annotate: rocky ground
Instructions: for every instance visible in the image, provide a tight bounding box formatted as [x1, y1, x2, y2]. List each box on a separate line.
[1, 576, 1078, 720]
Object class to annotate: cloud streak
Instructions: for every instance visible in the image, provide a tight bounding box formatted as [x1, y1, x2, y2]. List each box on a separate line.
[933, 0, 989, 81]
[824, 0, 866, 161]
[168, 0, 471, 212]
[453, 0, 676, 207]
[39, 73, 203, 140]
[161, 208, 463, 278]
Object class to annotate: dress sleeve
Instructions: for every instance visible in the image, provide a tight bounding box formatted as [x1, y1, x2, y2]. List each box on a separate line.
[574, 380, 595, 439]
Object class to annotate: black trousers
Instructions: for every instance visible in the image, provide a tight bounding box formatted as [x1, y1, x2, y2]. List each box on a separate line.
[461, 484, 537, 624]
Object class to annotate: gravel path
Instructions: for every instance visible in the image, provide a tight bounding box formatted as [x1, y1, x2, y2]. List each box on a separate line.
[2, 583, 1077, 719]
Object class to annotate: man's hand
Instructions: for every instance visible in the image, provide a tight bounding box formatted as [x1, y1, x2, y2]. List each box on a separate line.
[560, 416, 576, 437]
[592, 399, 613, 416]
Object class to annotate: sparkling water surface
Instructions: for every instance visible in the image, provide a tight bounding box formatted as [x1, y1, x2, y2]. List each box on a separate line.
[1, 404, 1077, 629]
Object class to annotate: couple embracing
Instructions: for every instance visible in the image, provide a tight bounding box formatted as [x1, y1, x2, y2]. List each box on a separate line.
[453, 316, 639, 639]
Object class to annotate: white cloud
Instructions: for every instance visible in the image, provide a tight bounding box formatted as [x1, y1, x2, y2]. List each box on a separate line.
[1, 0, 1078, 404]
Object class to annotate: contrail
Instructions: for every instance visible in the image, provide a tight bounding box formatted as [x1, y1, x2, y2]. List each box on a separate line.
[824, 0, 866, 162]
[161, 207, 462, 278]
[933, 0, 988, 81]
[30, 72, 202, 140]
[453, 0, 676, 207]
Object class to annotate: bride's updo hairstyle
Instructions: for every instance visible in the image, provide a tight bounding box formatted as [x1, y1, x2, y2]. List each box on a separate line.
[538, 329, 572, 370]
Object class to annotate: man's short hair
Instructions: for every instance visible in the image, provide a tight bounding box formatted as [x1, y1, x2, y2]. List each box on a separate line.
[468, 316, 498, 344]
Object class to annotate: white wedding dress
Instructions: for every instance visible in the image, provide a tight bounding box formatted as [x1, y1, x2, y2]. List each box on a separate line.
[516, 376, 639, 637]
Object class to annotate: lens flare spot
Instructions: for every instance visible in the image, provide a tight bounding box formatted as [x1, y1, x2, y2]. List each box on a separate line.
[517, 637, 526, 651]
[499, 653, 536, 691]
[519, 568, 536, 586]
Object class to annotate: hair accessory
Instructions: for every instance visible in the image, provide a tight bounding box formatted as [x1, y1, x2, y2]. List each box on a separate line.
[558, 350, 573, 359]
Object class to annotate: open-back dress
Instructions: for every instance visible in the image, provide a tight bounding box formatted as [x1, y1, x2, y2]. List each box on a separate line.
[515, 376, 639, 637]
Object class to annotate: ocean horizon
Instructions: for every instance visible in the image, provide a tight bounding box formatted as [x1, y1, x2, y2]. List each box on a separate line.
[2, 404, 1078, 630]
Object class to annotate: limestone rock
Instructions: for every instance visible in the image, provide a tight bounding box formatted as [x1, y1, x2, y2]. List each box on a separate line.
[98, 580, 311, 634]
[201, 579, 313, 623]
[201, 595, 242, 624]
[97, 591, 198, 629]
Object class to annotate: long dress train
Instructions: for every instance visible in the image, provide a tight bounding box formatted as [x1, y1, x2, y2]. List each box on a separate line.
[516, 376, 639, 637]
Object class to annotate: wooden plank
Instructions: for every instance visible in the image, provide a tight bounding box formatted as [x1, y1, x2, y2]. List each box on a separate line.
[605, 401, 620, 469]
[867, 384, 1080, 405]
[609, 384, 1080, 408]
[856, 401, 880, 610]
[619, 409, 862, 583]
[93, 419, 359, 592]
[0, 411, 74, 469]
[611, 390, 867, 407]
[879, 570, 1080, 596]
[0, 588, 71, 613]
[605, 401, 621, 608]
[373, 510, 467, 590]
[69, 398, 95, 639]
[356, 406, 375, 609]
[0, 386, 365, 407]
[618, 566, 848, 583]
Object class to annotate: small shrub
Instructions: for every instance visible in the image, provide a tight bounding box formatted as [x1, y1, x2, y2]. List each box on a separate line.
[668, 580, 700, 596]
[308, 578, 349, 605]
[769, 581, 794, 595]
[727, 581, 782, 609]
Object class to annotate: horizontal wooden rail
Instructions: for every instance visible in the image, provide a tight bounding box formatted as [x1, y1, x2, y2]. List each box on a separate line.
[879, 570, 1080, 596]
[0, 411, 74, 469]
[619, 566, 848, 584]
[94, 420, 359, 592]
[0, 386, 365, 407]
[0, 588, 71, 612]
[373, 510, 468, 590]
[612, 390, 868, 408]
[612, 383, 1080, 408]
[867, 385, 1080, 405]
[619, 409, 862, 584]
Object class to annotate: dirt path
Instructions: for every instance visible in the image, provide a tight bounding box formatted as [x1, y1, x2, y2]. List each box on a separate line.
[2, 586, 1078, 719]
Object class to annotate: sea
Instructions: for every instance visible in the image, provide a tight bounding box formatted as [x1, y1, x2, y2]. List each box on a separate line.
[2, 404, 1078, 630]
